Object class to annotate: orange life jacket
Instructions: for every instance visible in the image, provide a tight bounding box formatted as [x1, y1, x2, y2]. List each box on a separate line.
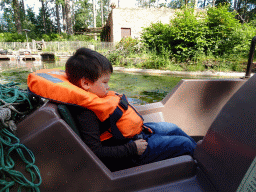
[27, 69, 145, 141]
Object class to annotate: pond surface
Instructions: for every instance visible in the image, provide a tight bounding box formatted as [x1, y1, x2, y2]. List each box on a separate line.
[0, 60, 234, 105]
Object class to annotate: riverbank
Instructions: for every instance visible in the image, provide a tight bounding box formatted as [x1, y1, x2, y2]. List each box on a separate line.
[113, 67, 252, 78]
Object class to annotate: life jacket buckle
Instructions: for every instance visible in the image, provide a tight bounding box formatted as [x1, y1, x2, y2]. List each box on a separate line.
[119, 95, 128, 110]
[133, 133, 144, 140]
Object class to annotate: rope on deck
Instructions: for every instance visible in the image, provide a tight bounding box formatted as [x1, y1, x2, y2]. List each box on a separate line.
[0, 82, 42, 192]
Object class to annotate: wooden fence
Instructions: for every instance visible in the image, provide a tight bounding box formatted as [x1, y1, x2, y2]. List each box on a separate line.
[0, 41, 116, 53]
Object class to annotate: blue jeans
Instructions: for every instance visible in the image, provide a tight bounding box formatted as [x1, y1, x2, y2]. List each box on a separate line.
[132, 122, 197, 166]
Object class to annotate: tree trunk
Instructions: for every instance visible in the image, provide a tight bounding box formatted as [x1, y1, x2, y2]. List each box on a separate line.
[185, 0, 188, 7]
[93, 0, 96, 28]
[41, 0, 47, 33]
[21, 0, 26, 22]
[62, 3, 67, 33]
[56, 1, 61, 33]
[13, 0, 22, 34]
[65, 0, 72, 35]
[101, 0, 104, 27]
[234, 0, 237, 10]
[93, 0, 97, 40]
[203, 0, 206, 8]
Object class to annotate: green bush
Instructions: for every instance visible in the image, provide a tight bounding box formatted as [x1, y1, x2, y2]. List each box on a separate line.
[141, 5, 255, 62]
[206, 5, 240, 55]
[0, 32, 26, 42]
[116, 37, 146, 55]
[106, 37, 147, 66]
[0, 32, 97, 42]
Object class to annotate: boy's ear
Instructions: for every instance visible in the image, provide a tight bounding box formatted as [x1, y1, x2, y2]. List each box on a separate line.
[80, 78, 90, 90]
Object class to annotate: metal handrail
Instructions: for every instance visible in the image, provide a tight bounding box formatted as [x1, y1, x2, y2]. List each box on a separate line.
[245, 36, 256, 78]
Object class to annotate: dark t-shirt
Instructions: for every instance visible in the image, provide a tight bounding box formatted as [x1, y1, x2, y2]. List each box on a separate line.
[67, 105, 138, 171]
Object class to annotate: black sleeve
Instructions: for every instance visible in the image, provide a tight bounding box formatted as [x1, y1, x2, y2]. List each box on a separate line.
[70, 106, 138, 159]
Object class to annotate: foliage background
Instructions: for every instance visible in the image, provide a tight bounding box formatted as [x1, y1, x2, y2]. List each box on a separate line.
[0, 1, 255, 72]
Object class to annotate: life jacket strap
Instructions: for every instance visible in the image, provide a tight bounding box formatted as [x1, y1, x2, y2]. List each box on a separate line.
[109, 94, 129, 140]
[109, 94, 148, 141]
[109, 106, 126, 140]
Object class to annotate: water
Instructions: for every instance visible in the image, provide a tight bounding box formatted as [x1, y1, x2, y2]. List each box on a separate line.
[0, 60, 231, 105]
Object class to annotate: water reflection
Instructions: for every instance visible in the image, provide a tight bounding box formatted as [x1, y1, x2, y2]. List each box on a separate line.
[0, 60, 42, 71]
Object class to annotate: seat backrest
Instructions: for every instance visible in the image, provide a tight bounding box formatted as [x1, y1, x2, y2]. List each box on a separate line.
[194, 74, 256, 192]
[57, 104, 81, 137]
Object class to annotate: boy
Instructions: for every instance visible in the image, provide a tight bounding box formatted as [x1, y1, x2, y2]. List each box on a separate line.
[64, 48, 196, 171]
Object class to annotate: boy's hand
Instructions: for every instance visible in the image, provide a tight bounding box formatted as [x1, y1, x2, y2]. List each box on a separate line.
[134, 139, 148, 155]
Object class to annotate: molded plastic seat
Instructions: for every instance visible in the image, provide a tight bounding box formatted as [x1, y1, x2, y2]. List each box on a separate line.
[16, 102, 196, 192]
[142, 74, 256, 191]
[194, 74, 256, 192]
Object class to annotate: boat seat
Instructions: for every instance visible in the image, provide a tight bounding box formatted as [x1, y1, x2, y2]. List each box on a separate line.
[16, 101, 197, 192]
[131, 74, 256, 191]
[194, 74, 256, 192]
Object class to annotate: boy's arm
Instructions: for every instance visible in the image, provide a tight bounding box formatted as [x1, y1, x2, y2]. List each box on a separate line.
[69, 106, 138, 159]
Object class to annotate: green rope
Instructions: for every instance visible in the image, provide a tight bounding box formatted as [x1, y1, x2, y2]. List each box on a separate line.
[0, 82, 32, 107]
[0, 82, 42, 192]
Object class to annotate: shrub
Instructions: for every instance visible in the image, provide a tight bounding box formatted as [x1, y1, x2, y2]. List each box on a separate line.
[142, 8, 208, 61]
[0, 32, 26, 42]
[141, 5, 255, 62]
[206, 4, 240, 55]
[116, 37, 146, 55]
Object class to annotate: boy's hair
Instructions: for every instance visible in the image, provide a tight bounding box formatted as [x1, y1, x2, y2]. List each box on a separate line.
[65, 48, 113, 86]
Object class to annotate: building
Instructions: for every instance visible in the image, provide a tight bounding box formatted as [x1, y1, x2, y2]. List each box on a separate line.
[104, 7, 176, 42]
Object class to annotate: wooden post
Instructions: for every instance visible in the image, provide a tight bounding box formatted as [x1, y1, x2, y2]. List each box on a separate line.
[32, 40, 36, 51]
[42, 39, 45, 50]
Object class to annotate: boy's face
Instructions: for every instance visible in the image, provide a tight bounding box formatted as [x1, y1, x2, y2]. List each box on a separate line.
[81, 73, 111, 98]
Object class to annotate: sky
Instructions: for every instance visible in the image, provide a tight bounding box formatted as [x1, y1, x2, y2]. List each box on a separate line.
[25, 0, 42, 14]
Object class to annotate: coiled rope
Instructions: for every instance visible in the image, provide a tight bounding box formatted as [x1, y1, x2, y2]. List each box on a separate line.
[0, 82, 42, 192]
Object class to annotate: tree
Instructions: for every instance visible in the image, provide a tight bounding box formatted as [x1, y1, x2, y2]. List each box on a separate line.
[36, 1, 57, 34]
[234, 0, 256, 23]
[73, 0, 92, 32]
[97, 0, 110, 27]
[168, 0, 186, 8]
[65, 0, 73, 34]
[40, 0, 47, 33]
[215, 0, 231, 6]
[0, 0, 22, 33]
[136, 0, 156, 8]
[13, 0, 22, 33]
[53, 0, 62, 33]
[2, 7, 16, 32]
